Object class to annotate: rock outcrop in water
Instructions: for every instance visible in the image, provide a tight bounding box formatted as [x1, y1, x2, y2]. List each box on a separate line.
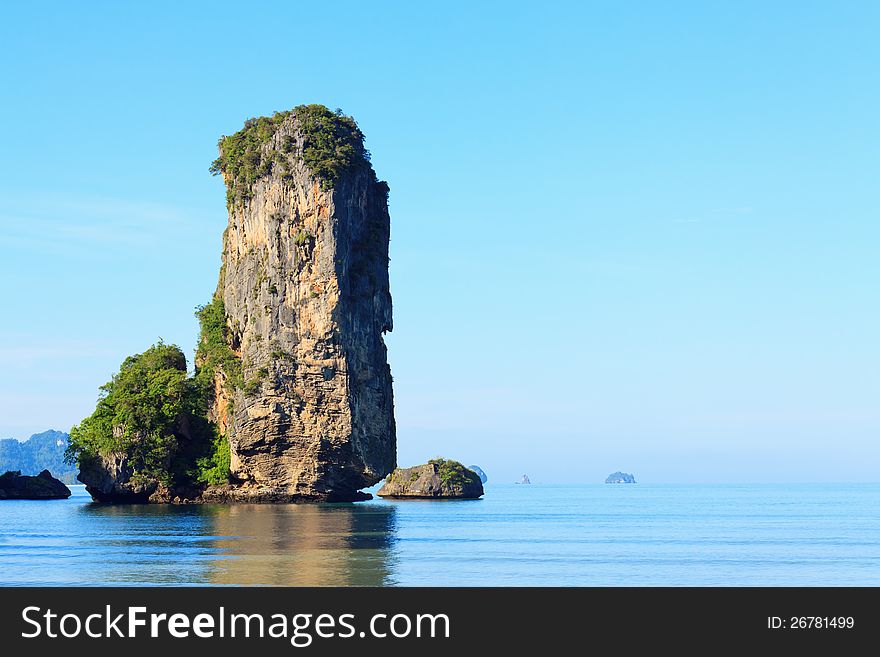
[377, 459, 483, 499]
[70, 106, 396, 504]
[0, 470, 71, 500]
[605, 471, 636, 484]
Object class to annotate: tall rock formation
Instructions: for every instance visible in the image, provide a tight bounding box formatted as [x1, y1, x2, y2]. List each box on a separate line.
[201, 105, 396, 502]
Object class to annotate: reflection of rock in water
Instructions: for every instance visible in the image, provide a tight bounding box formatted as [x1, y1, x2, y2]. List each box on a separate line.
[207, 503, 397, 586]
[76, 503, 225, 585]
[72, 502, 396, 586]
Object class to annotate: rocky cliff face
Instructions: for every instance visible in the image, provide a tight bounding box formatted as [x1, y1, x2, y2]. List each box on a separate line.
[202, 106, 396, 502]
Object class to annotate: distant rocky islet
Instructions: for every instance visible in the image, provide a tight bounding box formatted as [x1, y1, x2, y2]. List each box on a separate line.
[468, 465, 488, 484]
[605, 471, 636, 484]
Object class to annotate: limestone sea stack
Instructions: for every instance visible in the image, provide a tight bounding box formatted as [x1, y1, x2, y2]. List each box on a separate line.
[378, 459, 484, 499]
[202, 106, 396, 502]
[70, 105, 396, 504]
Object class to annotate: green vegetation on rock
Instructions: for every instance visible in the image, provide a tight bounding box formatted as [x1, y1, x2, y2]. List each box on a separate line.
[195, 432, 230, 486]
[209, 111, 289, 206]
[294, 229, 312, 246]
[66, 343, 199, 485]
[66, 340, 232, 490]
[195, 296, 243, 394]
[293, 105, 369, 186]
[209, 104, 371, 205]
[429, 458, 475, 488]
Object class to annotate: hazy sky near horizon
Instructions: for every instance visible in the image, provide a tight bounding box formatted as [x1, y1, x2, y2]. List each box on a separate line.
[1, 1, 877, 483]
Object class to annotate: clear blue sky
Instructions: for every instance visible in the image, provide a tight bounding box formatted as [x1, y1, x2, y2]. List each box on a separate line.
[1, 1, 877, 483]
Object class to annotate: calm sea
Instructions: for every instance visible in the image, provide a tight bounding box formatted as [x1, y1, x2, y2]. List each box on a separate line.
[1, 483, 878, 586]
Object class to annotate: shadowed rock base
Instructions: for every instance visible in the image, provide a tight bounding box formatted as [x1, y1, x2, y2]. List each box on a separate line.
[198, 486, 372, 504]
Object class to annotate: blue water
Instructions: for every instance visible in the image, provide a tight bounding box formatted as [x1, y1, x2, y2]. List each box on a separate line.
[1, 484, 878, 586]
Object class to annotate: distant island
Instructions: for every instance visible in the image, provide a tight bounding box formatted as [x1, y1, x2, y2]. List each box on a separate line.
[515, 474, 531, 484]
[605, 471, 636, 484]
[468, 465, 488, 484]
[0, 430, 76, 484]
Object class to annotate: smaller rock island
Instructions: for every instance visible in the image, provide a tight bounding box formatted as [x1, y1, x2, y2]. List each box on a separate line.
[515, 474, 531, 484]
[378, 458, 483, 499]
[605, 471, 636, 484]
[0, 470, 71, 500]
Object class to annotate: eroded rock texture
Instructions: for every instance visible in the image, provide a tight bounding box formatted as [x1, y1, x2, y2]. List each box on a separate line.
[203, 107, 396, 502]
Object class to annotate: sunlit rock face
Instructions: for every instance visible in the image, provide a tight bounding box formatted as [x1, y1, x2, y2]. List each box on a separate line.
[205, 107, 396, 502]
